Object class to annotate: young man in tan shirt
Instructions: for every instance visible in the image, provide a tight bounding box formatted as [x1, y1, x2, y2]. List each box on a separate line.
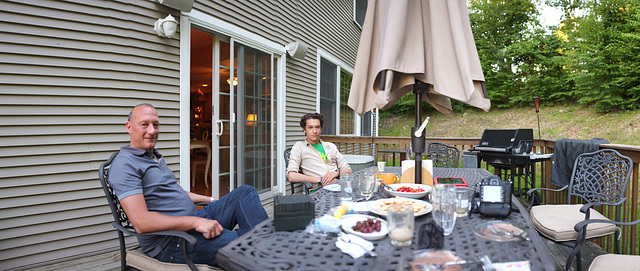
[287, 113, 352, 187]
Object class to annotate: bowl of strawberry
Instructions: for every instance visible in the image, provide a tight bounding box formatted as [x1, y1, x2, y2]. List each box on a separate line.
[385, 183, 432, 199]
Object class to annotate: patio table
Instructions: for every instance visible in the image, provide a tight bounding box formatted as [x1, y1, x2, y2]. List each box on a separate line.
[216, 167, 555, 271]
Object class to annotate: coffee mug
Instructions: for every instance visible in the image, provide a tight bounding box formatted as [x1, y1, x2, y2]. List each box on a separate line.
[379, 173, 399, 185]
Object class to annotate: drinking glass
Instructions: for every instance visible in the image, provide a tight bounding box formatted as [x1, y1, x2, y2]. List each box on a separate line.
[339, 174, 353, 204]
[359, 173, 376, 198]
[432, 184, 457, 236]
[377, 161, 386, 172]
[455, 187, 473, 217]
[387, 204, 414, 246]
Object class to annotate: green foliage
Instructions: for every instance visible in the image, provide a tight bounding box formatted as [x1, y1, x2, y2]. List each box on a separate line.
[382, 0, 640, 114]
[563, 0, 640, 112]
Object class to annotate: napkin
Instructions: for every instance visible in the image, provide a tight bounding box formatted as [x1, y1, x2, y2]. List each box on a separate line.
[494, 261, 530, 271]
[335, 234, 374, 259]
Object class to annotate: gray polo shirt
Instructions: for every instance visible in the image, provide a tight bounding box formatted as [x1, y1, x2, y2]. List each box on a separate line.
[109, 146, 196, 257]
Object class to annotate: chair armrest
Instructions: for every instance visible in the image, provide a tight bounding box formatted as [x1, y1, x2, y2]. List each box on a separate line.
[112, 222, 200, 271]
[567, 218, 640, 269]
[301, 181, 313, 193]
[527, 185, 568, 195]
[112, 222, 198, 247]
[574, 217, 640, 232]
[526, 185, 568, 212]
[580, 198, 626, 213]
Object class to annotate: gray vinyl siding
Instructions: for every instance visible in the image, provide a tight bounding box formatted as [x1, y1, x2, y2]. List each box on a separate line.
[0, 0, 181, 269]
[195, 0, 361, 146]
[0, 0, 360, 269]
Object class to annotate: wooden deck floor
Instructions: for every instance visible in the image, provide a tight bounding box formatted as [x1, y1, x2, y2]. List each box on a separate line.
[25, 201, 607, 271]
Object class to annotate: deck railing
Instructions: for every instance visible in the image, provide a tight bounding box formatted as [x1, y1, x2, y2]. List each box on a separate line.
[323, 135, 640, 255]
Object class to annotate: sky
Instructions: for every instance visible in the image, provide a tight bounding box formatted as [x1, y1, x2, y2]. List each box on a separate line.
[538, 2, 564, 27]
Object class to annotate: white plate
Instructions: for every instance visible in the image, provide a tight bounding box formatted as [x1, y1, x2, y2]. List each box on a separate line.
[341, 214, 388, 241]
[367, 198, 433, 217]
[323, 183, 341, 192]
[385, 183, 432, 199]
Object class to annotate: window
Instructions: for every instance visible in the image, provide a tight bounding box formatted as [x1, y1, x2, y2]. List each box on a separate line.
[319, 55, 372, 136]
[354, 0, 368, 28]
[319, 58, 337, 135]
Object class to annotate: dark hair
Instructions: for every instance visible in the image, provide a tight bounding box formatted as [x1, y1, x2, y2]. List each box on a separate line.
[300, 113, 324, 128]
[128, 103, 156, 121]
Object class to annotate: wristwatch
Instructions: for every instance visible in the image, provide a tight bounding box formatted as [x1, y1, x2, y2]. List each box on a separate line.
[318, 177, 322, 184]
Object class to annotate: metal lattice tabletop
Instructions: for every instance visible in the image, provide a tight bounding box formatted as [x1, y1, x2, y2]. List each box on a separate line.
[216, 168, 555, 271]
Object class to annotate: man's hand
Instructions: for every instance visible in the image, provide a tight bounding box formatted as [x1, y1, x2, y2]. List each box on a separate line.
[321, 170, 340, 185]
[193, 217, 223, 239]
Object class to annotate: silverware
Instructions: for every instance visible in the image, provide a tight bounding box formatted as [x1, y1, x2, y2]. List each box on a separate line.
[380, 182, 395, 191]
[480, 255, 496, 271]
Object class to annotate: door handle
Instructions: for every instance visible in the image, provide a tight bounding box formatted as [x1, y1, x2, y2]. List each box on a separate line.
[216, 120, 223, 136]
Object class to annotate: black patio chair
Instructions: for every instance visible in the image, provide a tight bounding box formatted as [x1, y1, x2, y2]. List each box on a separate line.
[284, 147, 313, 194]
[427, 142, 460, 168]
[526, 149, 633, 271]
[569, 218, 640, 271]
[99, 152, 218, 271]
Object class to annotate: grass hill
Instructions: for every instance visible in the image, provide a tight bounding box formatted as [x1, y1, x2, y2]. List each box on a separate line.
[378, 104, 640, 146]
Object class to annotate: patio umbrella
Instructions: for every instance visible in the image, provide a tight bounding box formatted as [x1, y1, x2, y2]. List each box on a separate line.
[348, 0, 490, 184]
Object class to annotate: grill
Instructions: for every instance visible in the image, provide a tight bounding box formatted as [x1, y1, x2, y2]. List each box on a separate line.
[473, 129, 534, 168]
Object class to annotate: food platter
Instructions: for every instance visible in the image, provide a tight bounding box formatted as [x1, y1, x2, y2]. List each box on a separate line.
[367, 197, 433, 217]
[384, 183, 432, 199]
[341, 214, 388, 241]
[472, 220, 528, 242]
[397, 249, 463, 271]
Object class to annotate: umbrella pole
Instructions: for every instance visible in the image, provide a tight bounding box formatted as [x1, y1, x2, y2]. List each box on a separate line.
[412, 81, 428, 184]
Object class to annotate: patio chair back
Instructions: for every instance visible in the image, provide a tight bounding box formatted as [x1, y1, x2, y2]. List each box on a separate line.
[567, 149, 632, 208]
[427, 142, 460, 168]
[284, 147, 313, 194]
[99, 152, 213, 271]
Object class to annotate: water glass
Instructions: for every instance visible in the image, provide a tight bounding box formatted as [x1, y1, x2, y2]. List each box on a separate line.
[387, 204, 414, 246]
[432, 184, 457, 236]
[455, 187, 473, 217]
[359, 173, 376, 198]
[339, 174, 353, 204]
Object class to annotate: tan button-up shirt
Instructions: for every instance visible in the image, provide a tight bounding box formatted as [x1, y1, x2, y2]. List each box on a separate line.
[287, 139, 351, 178]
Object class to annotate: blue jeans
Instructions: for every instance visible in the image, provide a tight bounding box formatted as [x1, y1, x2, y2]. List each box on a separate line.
[155, 185, 268, 267]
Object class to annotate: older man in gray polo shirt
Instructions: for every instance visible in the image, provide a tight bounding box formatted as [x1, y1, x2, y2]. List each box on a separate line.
[109, 103, 267, 267]
[287, 113, 352, 187]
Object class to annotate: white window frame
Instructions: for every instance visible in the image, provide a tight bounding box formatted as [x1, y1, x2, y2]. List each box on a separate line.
[353, 0, 368, 29]
[179, 10, 288, 196]
[316, 49, 360, 136]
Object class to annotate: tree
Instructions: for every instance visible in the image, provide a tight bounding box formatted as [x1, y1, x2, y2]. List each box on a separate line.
[469, 0, 548, 107]
[562, 0, 640, 112]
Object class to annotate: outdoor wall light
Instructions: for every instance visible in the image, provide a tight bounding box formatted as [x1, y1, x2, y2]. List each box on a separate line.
[154, 14, 178, 38]
[285, 41, 308, 59]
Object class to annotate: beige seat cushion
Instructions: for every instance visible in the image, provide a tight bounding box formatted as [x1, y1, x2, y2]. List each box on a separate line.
[530, 204, 617, 242]
[589, 254, 640, 271]
[127, 248, 222, 271]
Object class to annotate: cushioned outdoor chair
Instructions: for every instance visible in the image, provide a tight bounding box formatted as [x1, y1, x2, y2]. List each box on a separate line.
[427, 142, 460, 168]
[99, 152, 219, 271]
[568, 218, 640, 271]
[284, 147, 313, 194]
[526, 149, 633, 271]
